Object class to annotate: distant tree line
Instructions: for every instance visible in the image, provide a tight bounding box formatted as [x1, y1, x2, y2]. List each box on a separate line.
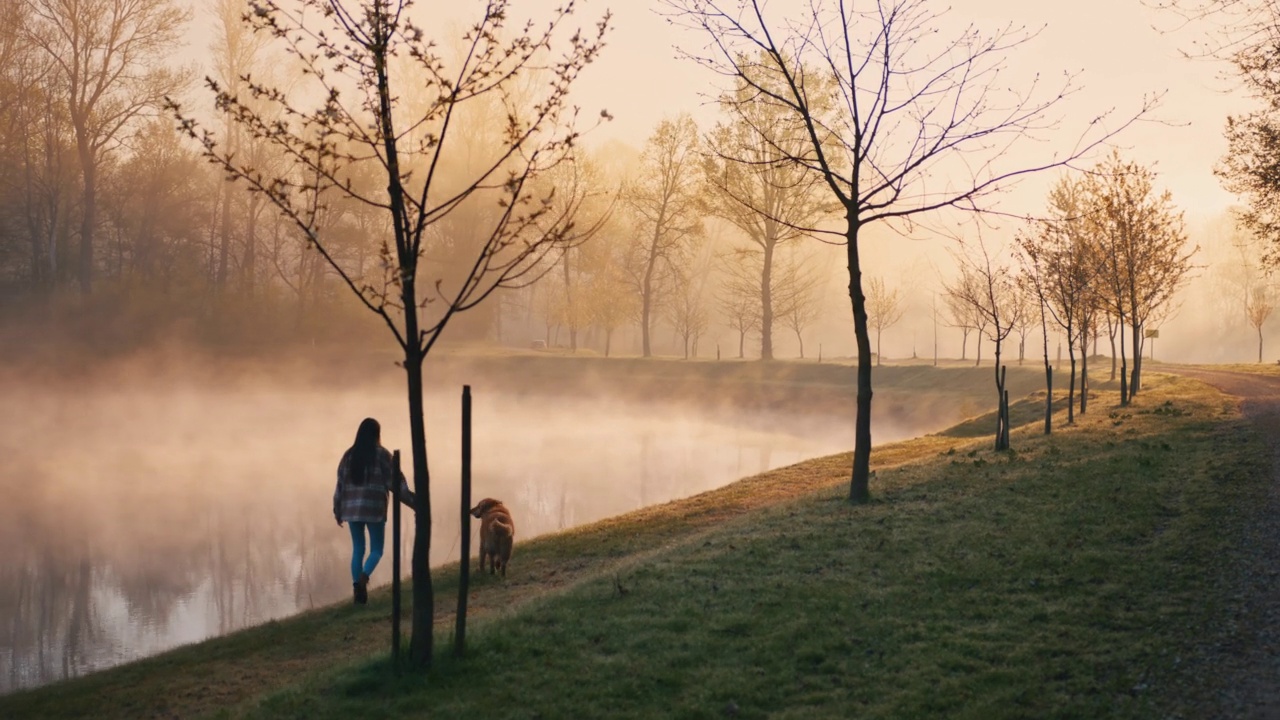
[0, 1, 847, 359]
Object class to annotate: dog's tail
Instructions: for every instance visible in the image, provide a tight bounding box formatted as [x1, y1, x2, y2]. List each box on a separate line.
[492, 518, 514, 539]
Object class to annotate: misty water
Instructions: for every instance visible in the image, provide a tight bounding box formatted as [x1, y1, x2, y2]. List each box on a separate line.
[0, 356, 981, 694]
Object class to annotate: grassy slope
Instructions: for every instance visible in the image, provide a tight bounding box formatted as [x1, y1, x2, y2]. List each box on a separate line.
[0, 372, 1265, 719]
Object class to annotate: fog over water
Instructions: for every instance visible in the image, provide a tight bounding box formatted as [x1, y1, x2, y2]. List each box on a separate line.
[0, 353, 999, 694]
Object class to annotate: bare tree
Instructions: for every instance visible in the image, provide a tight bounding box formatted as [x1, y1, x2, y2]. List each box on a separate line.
[1229, 225, 1277, 361]
[1085, 152, 1195, 403]
[539, 154, 614, 352]
[774, 252, 824, 358]
[586, 255, 637, 357]
[1159, 1, 1280, 269]
[172, 0, 608, 668]
[666, 247, 712, 358]
[23, 0, 190, 295]
[944, 287, 976, 361]
[665, 0, 1150, 501]
[930, 292, 942, 366]
[1246, 285, 1274, 361]
[1, 3, 75, 290]
[1018, 175, 1097, 423]
[1011, 286, 1036, 365]
[866, 276, 904, 366]
[210, 0, 274, 292]
[716, 247, 761, 358]
[104, 118, 206, 279]
[1017, 226, 1055, 433]
[947, 237, 1019, 448]
[623, 114, 704, 357]
[703, 57, 833, 360]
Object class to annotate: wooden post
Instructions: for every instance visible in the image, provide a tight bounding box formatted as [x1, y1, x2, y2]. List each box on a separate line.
[996, 365, 1009, 451]
[1002, 389, 1011, 449]
[455, 385, 472, 658]
[391, 449, 402, 668]
[1045, 365, 1053, 435]
[994, 365, 1003, 451]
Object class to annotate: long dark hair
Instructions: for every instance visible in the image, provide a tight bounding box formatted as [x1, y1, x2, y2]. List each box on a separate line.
[347, 418, 381, 486]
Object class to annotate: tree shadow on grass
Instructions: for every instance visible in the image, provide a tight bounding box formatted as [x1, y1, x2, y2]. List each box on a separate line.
[937, 394, 1072, 439]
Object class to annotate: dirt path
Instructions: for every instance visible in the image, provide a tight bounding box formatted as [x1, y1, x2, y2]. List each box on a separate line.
[1165, 367, 1280, 720]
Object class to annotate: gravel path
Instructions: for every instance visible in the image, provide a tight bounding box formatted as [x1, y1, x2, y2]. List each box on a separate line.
[1166, 368, 1280, 720]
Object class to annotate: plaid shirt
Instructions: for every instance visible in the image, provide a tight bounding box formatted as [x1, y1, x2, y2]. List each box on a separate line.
[333, 447, 414, 523]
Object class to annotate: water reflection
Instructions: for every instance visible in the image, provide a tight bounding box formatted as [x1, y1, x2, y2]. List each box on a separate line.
[0, 371, 940, 694]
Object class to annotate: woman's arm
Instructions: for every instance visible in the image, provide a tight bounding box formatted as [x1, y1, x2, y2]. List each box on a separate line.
[333, 455, 346, 526]
[380, 448, 416, 510]
[396, 469, 416, 511]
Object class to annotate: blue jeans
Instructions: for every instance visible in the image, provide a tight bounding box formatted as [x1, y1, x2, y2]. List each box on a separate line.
[348, 521, 386, 583]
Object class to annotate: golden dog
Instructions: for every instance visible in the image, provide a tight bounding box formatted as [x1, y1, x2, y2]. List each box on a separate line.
[470, 498, 515, 577]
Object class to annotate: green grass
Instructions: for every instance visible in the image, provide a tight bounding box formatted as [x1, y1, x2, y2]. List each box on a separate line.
[0, 372, 1264, 719]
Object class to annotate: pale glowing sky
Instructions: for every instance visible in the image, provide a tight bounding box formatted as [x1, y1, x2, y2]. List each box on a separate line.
[185, 0, 1249, 222]
[568, 0, 1250, 224]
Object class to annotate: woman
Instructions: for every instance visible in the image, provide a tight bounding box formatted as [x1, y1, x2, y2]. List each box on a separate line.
[333, 417, 415, 604]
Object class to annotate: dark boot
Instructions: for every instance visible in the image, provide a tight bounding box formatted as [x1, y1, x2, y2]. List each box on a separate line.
[352, 582, 362, 605]
[356, 573, 370, 605]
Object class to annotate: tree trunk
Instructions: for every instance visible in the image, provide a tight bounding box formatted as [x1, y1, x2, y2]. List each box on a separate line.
[961, 329, 969, 360]
[975, 334, 982, 367]
[1130, 318, 1142, 399]
[1045, 365, 1053, 434]
[28, 212, 43, 287]
[875, 327, 881, 367]
[760, 240, 775, 360]
[1079, 334, 1090, 416]
[218, 177, 232, 288]
[1108, 315, 1118, 381]
[404, 338, 434, 668]
[208, 184, 221, 283]
[1042, 301, 1053, 434]
[563, 251, 578, 352]
[640, 222, 663, 358]
[847, 217, 873, 505]
[370, 44, 433, 670]
[22, 126, 47, 288]
[641, 276, 653, 358]
[796, 329, 805, 359]
[738, 329, 745, 359]
[994, 350, 1005, 451]
[1260, 326, 1265, 364]
[1068, 349, 1077, 425]
[76, 144, 96, 296]
[244, 194, 260, 297]
[1000, 380, 1007, 448]
[1118, 316, 1129, 405]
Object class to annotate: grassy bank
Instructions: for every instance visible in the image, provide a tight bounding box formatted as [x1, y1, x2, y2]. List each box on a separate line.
[0, 373, 1265, 719]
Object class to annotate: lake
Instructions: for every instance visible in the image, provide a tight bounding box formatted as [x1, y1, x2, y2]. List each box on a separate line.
[0, 354, 997, 694]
